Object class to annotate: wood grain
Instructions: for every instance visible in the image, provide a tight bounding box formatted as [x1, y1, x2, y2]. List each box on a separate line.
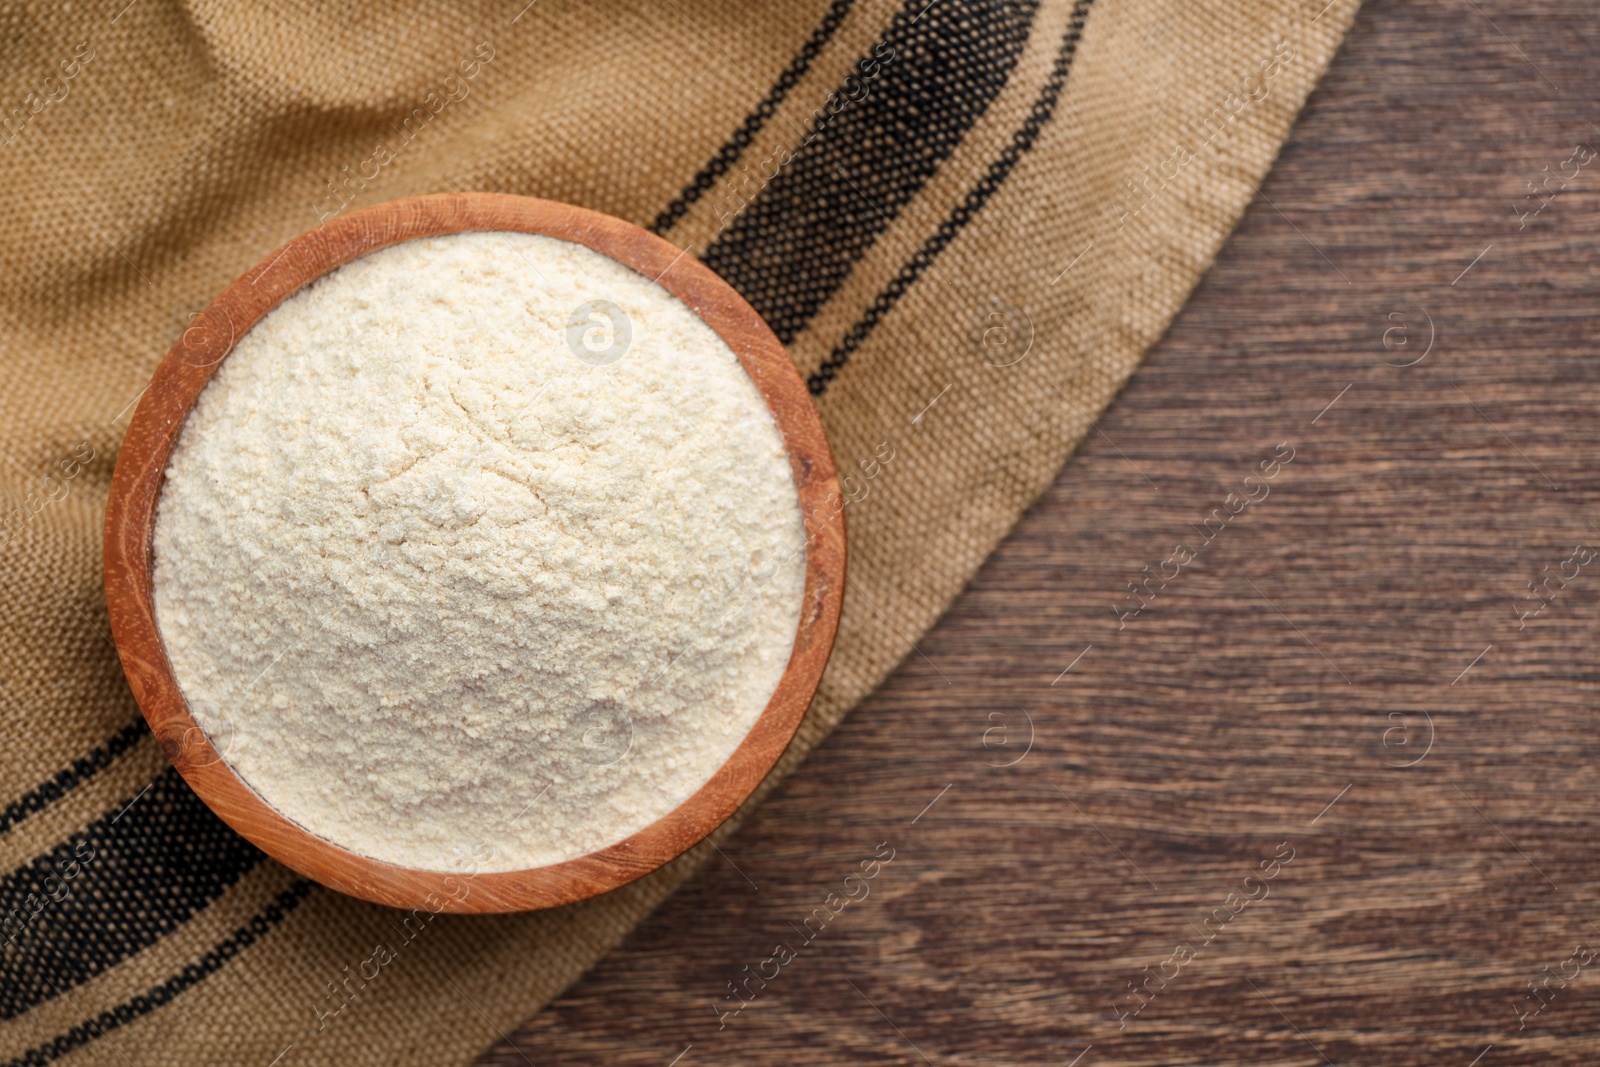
[102, 193, 844, 915]
[481, 0, 1600, 1062]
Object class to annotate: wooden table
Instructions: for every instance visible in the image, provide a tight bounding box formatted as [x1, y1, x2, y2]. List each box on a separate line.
[484, 1, 1600, 1062]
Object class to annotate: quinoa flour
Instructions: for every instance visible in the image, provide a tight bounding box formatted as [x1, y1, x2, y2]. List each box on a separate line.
[151, 231, 808, 873]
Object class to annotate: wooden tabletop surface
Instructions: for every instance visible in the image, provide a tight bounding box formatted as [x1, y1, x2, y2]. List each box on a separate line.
[483, 1, 1600, 1063]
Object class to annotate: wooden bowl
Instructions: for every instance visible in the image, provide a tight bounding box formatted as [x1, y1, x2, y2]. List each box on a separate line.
[103, 193, 844, 913]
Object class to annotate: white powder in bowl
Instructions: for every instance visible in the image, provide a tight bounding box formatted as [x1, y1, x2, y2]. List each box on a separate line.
[151, 231, 807, 873]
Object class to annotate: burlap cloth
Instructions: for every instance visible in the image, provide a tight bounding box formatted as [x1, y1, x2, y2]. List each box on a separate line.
[0, 1, 1358, 1063]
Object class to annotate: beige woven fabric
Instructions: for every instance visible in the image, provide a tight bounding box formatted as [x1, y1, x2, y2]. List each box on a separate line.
[0, 1, 1357, 1064]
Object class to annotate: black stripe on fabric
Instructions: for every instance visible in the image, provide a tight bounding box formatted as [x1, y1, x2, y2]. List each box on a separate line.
[808, 0, 1095, 396]
[0, 721, 148, 838]
[700, 0, 1042, 345]
[651, 0, 860, 235]
[0, 766, 264, 1021]
[6, 879, 315, 1067]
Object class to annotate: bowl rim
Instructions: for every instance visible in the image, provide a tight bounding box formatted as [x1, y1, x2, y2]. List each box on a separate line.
[102, 192, 845, 914]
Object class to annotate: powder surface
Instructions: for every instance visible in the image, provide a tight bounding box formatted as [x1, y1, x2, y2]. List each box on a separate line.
[152, 231, 807, 873]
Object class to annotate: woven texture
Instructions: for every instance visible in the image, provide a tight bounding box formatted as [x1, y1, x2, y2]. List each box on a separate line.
[0, 1, 1356, 1064]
